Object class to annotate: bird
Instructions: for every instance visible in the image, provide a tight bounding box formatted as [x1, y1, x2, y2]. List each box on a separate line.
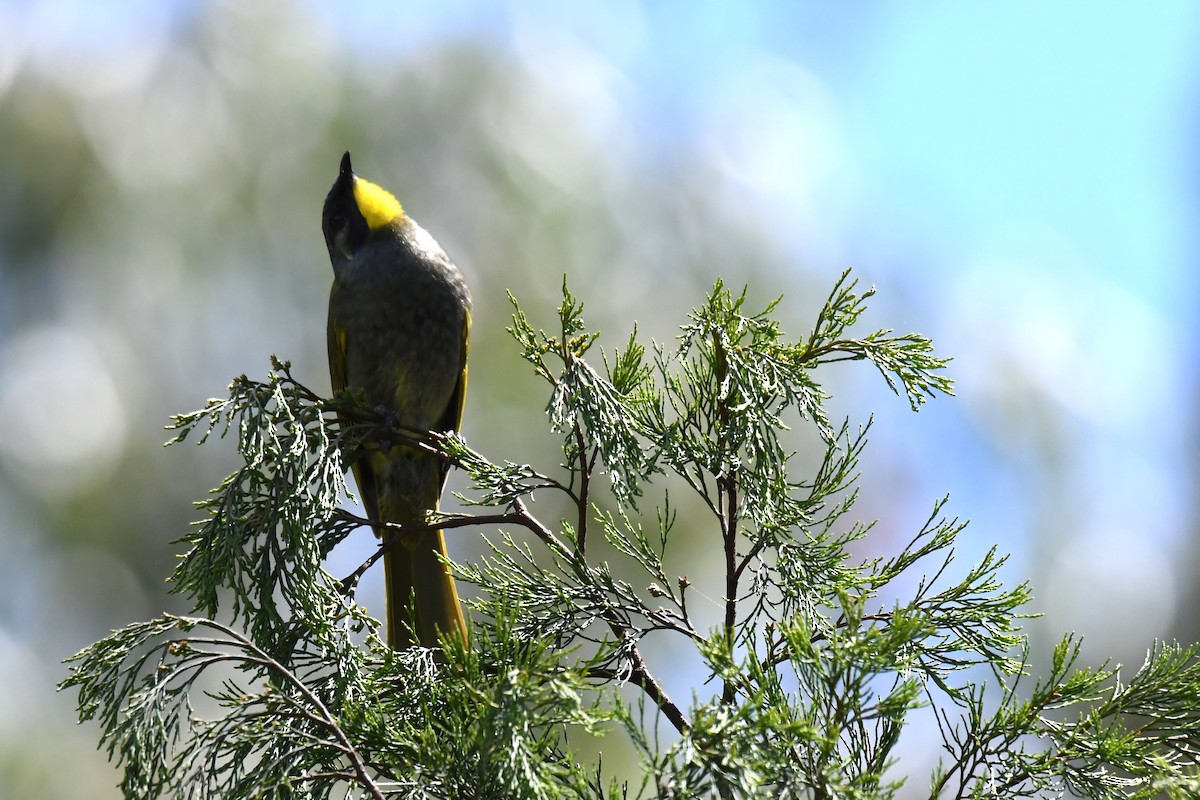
[321, 151, 470, 649]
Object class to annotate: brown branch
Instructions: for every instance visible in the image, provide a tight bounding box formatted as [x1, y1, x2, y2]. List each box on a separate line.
[338, 508, 565, 597]
[713, 331, 740, 707]
[574, 422, 591, 556]
[721, 474, 739, 707]
[582, 663, 689, 733]
[733, 530, 770, 584]
[631, 654, 690, 734]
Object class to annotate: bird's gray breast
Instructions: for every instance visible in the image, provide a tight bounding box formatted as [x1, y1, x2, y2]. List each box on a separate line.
[331, 248, 467, 430]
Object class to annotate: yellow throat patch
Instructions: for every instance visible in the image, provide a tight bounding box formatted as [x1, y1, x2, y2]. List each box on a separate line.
[352, 177, 405, 230]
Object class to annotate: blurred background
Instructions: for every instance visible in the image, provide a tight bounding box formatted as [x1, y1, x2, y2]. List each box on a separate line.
[2, 0, 1197, 795]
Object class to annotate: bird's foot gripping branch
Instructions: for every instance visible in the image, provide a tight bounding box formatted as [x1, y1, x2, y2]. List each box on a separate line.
[63, 271, 1200, 799]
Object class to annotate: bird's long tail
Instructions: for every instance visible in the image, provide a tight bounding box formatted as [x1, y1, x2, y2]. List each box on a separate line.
[383, 524, 468, 649]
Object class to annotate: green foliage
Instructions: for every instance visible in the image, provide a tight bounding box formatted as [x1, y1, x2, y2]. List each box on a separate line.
[164, 363, 363, 656]
[62, 271, 1200, 798]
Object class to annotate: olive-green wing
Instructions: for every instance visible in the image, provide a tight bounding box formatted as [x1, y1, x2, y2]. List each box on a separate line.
[434, 308, 470, 490]
[328, 307, 382, 532]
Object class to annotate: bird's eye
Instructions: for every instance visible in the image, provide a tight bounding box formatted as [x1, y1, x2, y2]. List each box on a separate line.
[329, 213, 346, 233]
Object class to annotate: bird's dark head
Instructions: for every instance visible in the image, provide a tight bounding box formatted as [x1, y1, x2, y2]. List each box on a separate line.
[322, 151, 406, 266]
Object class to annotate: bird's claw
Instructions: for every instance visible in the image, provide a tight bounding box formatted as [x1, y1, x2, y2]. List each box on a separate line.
[374, 405, 402, 452]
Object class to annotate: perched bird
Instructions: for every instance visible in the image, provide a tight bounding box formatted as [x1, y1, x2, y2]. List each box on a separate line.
[322, 152, 470, 649]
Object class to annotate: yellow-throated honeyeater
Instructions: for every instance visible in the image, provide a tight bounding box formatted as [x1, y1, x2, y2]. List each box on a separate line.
[322, 152, 469, 649]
